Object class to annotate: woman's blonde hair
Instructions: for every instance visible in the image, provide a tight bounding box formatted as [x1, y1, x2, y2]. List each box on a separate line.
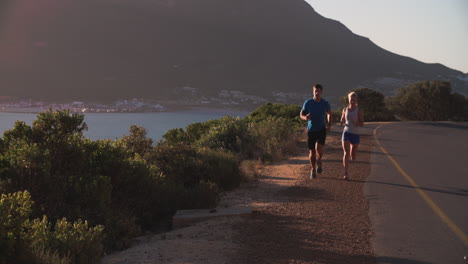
[348, 91, 357, 99]
[348, 92, 358, 105]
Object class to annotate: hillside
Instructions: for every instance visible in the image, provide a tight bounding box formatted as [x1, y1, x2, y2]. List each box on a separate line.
[0, 0, 466, 104]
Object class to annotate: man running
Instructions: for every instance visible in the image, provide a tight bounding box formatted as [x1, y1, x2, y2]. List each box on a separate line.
[300, 84, 332, 179]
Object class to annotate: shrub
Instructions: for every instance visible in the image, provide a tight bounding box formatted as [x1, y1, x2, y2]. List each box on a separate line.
[197, 149, 242, 191]
[151, 144, 242, 210]
[198, 116, 253, 156]
[186, 119, 223, 142]
[119, 125, 153, 158]
[387, 81, 467, 121]
[161, 128, 189, 146]
[449, 94, 468, 121]
[248, 117, 301, 161]
[152, 144, 201, 186]
[153, 144, 242, 191]
[247, 103, 302, 124]
[0, 191, 105, 264]
[0, 111, 168, 251]
[26, 217, 105, 264]
[0, 191, 33, 263]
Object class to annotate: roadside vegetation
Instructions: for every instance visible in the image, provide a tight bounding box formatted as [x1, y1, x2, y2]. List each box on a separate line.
[0, 103, 302, 264]
[0, 80, 466, 264]
[386, 80, 468, 121]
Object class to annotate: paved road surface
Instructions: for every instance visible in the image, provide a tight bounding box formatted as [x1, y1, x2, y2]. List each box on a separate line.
[365, 122, 468, 264]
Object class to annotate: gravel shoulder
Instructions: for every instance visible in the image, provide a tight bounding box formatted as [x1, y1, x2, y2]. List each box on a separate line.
[102, 127, 376, 264]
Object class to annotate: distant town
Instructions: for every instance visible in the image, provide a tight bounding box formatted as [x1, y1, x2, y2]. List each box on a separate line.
[0, 97, 165, 113]
[0, 88, 314, 113]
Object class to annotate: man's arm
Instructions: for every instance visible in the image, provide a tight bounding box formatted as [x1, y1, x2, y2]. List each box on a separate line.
[299, 110, 310, 121]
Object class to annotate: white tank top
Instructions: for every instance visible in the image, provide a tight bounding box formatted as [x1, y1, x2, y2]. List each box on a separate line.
[344, 106, 360, 134]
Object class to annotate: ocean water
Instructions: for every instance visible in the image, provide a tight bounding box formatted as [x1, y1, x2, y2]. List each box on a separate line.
[0, 109, 248, 142]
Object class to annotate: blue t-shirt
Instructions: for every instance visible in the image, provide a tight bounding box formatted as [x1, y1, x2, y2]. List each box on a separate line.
[301, 98, 331, 132]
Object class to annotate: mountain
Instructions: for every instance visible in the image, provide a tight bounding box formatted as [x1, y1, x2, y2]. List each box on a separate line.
[0, 0, 466, 104]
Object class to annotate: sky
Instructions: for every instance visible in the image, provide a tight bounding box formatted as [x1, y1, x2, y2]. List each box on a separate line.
[307, 0, 468, 73]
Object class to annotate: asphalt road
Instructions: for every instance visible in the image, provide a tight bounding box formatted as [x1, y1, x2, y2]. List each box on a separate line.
[364, 122, 468, 264]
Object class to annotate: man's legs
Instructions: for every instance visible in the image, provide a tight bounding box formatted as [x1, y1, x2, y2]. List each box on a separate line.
[307, 131, 318, 178]
[316, 142, 324, 173]
[309, 149, 317, 172]
[315, 128, 327, 173]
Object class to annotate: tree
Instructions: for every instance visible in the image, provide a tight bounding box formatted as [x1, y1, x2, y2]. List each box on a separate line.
[120, 125, 153, 157]
[387, 81, 467, 121]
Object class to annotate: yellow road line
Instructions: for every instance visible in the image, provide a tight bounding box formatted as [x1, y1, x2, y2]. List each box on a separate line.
[374, 124, 468, 248]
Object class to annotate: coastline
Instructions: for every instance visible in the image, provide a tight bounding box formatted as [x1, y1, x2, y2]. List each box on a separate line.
[0, 105, 254, 115]
[0, 107, 252, 141]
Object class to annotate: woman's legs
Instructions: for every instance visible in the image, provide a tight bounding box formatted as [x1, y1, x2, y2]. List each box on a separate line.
[342, 140, 350, 177]
[351, 143, 360, 161]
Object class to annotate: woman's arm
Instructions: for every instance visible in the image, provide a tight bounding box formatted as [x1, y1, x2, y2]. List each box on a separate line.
[340, 108, 346, 125]
[356, 109, 364, 127]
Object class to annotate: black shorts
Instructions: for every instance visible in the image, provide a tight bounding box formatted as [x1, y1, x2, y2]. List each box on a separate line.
[307, 129, 327, 149]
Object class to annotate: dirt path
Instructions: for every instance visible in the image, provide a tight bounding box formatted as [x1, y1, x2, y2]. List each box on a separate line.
[101, 128, 376, 264]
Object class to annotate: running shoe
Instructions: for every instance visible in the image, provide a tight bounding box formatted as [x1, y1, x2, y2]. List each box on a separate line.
[317, 161, 323, 173]
[310, 170, 317, 179]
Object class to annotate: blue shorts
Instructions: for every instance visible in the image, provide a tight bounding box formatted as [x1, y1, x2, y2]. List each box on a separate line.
[342, 131, 360, 144]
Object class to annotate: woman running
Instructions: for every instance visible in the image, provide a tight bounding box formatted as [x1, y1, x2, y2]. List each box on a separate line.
[340, 92, 364, 180]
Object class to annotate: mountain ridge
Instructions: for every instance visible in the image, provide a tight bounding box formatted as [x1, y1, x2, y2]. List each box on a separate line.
[0, 0, 466, 104]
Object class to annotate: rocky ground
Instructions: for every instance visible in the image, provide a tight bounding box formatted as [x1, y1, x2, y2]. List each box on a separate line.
[101, 128, 376, 264]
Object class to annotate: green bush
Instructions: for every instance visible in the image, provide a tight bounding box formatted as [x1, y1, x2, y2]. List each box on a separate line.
[248, 117, 300, 161]
[0, 111, 168, 251]
[161, 119, 225, 147]
[119, 125, 153, 158]
[449, 94, 468, 121]
[26, 217, 105, 264]
[247, 103, 302, 124]
[152, 144, 201, 186]
[0, 191, 33, 263]
[159, 103, 302, 161]
[198, 116, 253, 156]
[387, 81, 467, 121]
[0, 135, 113, 230]
[186, 119, 223, 142]
[197, 149, 242, 191]
[161, 128, 189, 146]
[0, 191, 105, 264]
[153, 144, 242, 192]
